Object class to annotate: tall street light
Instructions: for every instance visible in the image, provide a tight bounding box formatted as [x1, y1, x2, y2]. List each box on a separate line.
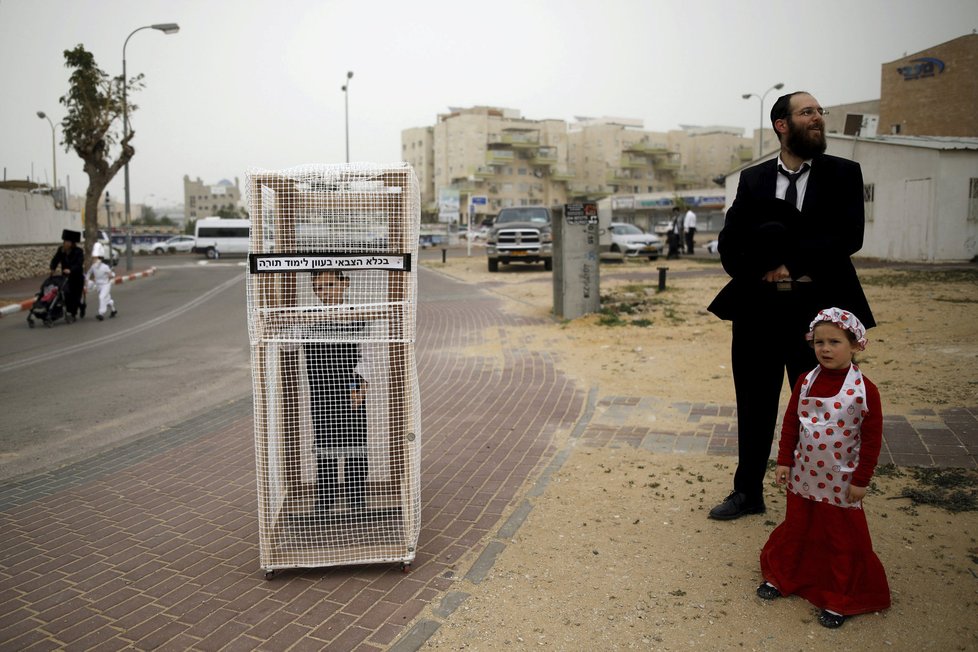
[36, 111, 57, 191]
[742, 82, 784, 159]
[342, 71, 353, 163]
[123, 22, 179, 271]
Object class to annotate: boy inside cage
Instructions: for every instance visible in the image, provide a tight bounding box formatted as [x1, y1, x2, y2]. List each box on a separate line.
[287, 269, 369, 518]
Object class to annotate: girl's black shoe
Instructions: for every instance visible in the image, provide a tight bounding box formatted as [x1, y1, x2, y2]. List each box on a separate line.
[818, 610, 847, 628]
[756, 582, 781, 600]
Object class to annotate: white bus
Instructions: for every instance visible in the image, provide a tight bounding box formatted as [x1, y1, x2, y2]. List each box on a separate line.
[193, 217, 250, 258]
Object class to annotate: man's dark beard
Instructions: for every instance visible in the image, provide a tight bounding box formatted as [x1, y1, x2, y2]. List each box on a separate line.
[785, 116, 827, 159]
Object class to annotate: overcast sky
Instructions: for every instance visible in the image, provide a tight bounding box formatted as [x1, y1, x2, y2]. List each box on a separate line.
[2, 0, 976, 211]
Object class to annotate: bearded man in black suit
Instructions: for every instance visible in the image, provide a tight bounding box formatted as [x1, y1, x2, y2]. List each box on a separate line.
[707, 91, 875, 520]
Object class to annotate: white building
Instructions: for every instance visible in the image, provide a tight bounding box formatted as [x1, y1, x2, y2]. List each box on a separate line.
[724, 134, 978, 263]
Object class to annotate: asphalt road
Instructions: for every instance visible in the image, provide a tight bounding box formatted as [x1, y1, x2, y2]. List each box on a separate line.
[0, 257, 252, 484]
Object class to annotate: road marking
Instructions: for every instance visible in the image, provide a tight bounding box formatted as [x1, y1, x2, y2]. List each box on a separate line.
[0, 273, 245, 374]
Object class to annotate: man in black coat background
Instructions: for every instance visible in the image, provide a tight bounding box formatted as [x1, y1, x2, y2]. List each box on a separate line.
[50, 229, 85, 322]
[707, 91, 875, 520]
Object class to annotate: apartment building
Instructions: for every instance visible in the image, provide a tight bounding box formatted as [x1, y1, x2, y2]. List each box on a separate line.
[183, 175, 242, 221]
[668, 125, 755, 188]
[403, 107, 752, 222]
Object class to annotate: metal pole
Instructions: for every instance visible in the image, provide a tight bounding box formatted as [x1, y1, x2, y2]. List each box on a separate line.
[123, 49, 131, 271]
[122, 23, 180, 272]
[36, 112, 57, 190]
[342, 71, 353, 163]
[105, 191, 113, 264]
[743, 82, 784, 159]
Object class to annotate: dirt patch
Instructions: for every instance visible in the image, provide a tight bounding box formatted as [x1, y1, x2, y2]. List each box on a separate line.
[416, 255, 978, 650]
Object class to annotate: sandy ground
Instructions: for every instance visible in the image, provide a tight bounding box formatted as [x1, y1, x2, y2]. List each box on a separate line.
[416, 252, 978, 651]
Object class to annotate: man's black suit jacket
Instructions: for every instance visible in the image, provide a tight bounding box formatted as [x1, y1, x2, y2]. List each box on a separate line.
[708, 154, 875, 329]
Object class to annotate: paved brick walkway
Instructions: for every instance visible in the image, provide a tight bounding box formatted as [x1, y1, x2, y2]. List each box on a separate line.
[0, 268, 584, 651]
[1, 265, 975, 651]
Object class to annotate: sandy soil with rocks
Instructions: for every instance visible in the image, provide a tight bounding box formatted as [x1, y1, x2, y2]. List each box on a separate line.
[415, 252, 978, 651]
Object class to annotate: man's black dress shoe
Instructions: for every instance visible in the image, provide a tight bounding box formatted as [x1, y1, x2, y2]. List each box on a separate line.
[708, 491, 766, 520]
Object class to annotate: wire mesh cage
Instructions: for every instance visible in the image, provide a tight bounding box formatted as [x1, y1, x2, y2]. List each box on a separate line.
[246, 163, 421, 574]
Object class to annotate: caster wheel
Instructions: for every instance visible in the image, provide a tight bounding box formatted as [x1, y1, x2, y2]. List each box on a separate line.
[400, 563, 412, 573]
[264, 570, 275, 580]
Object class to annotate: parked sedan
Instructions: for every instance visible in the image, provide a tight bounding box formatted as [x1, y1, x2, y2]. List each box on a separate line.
[609, 222, 663, 260]
[153, 235, 196, 254]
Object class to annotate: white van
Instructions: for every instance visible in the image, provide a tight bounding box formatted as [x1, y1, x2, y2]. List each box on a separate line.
[193, 217, 250, 259]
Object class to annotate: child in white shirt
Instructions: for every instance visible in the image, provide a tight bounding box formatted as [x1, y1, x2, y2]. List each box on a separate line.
[85, 253, 117, 321]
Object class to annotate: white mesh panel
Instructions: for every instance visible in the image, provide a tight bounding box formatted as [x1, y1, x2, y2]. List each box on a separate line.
[246, 163, 421, 571]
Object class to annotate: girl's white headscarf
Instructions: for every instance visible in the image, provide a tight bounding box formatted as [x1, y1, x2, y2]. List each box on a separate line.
[807, 307, 868, 351]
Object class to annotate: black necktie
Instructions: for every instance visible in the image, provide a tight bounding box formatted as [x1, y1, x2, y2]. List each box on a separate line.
[779, 163, 810, 208]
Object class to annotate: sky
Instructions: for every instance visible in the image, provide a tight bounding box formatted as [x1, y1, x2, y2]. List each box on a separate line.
[2, 0, 977, 212]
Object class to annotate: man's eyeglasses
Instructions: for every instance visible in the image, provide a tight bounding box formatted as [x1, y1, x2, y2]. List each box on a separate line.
[793, 107, 828, 118]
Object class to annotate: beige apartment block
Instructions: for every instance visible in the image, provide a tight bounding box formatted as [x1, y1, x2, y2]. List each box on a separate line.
[567, 117, 676, 197]
[879, 33, 978, 137]
[183, 175, 242, 221]
[403, 107, 756, 221]
[668, 125, 754, 188]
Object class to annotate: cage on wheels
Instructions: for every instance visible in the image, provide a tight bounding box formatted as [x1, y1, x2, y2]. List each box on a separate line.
[246, 163, 421, 576]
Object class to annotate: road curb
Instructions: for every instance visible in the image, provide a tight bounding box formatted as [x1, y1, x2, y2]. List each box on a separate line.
[0, 267, 158, 318]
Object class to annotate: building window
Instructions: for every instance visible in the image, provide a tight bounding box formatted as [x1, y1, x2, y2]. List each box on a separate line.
[969, 178, 978, 223]
[863, 183, 875, 222]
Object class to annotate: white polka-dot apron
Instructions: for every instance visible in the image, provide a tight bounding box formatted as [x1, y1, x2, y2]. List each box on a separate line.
[788, 364, 867, 509]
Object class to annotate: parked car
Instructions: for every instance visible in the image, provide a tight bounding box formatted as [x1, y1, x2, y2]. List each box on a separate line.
[486, 206, 553, 272]
[153, 235, 196, 254]
[609, 222, 663, 260]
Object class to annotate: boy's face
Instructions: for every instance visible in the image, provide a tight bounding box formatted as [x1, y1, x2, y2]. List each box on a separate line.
[311, 272, 348, 306]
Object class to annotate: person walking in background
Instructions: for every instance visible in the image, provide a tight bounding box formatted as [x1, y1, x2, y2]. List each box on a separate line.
[706, 91, 875, 520]
[49, 229, 84, 323]
[756, 307, 890, 629]
[667, 206, 683, 259]
[85, 243, 117, 321]
[683, 207, 697, 254]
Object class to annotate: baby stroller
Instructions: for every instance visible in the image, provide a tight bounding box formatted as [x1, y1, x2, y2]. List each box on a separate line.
[27, 275, 69, 328]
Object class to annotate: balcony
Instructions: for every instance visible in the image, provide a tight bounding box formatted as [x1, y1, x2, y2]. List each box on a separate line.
[488, 132, 540, 149]
[474, 166, 497, 178]
[530, 147, 558, 166]
[550, 168, 574, 181]
[607, 170, 636, 184]
[486, 150, 515, 166]
[625, 141, 669, 155]
[655, 158, 680, 172]
[619, 154, 650, 168]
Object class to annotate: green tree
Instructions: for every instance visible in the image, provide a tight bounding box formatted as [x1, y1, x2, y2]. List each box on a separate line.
[59, 44, 144, 257]
[216, 204, 249, 219]
[138, 205, 159, 225]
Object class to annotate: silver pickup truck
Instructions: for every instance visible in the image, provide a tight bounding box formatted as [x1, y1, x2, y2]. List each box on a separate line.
[485, 206, 553, 272]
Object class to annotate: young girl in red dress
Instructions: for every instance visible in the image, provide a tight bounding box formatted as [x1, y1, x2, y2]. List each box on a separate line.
[757, 307, 890, 628]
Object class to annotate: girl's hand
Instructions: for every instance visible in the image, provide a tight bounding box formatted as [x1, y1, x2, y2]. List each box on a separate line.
[774, 465, 790, 485]
[846, 484, 867, 504]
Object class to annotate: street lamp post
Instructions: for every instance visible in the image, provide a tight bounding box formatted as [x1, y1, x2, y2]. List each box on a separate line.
[122, 22, 179, 271]
[36, 111, 57, 191]
[742, 82, 784, 159]
[342, 71, 353, 163]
